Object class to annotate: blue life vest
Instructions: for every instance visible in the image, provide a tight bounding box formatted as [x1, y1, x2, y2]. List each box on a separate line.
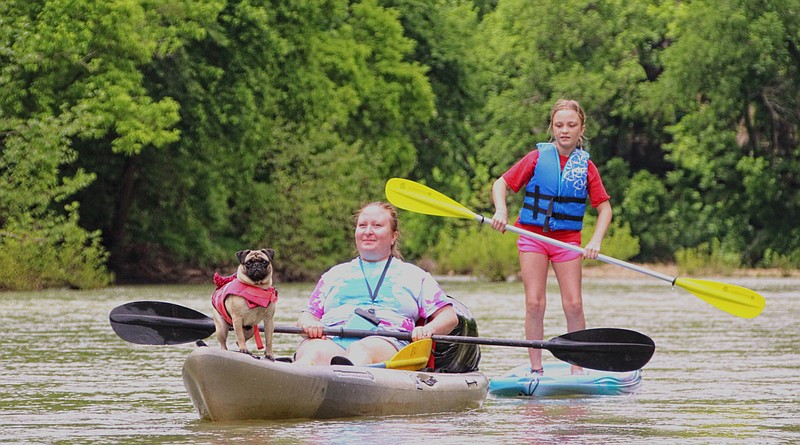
[519, 143, 589, 231]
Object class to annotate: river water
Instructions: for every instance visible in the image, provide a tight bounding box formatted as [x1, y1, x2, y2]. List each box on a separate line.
[1, 275, 797, 444]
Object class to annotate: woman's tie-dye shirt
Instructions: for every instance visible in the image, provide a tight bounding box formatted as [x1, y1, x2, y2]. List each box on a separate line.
[303, 257, 451, 332]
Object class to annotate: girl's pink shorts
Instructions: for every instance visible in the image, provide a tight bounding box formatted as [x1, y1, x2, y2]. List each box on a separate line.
[517, 235, 581, 263]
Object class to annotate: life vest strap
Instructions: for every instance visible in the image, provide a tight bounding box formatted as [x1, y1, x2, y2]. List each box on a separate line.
[521, 202, 585, 222]
[241, 325, 265, 350]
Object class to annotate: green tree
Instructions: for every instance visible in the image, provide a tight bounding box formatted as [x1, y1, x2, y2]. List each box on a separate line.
[652, 0, 800, 264]
[375, 0, 487, 258]
[476, 0, 666, 174]
[619, 170, 674, 260]
[242, 0, 436, 279]
[72, 0, 436, 281]
[1, 0, 217, 288]
[5, 0, 800, 289]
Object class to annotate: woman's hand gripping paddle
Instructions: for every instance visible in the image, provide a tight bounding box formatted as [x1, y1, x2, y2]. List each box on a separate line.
[385, 178, 765, 319]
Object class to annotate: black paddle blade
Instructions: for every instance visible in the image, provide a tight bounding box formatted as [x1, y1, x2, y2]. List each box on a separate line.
[547, 328, 656, 372]
[109, 301, 216, 345]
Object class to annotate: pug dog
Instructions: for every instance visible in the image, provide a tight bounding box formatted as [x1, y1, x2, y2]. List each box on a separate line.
[211, 248, 278, 359]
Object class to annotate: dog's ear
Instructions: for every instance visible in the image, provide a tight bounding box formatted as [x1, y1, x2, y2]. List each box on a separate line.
[235, 250, 251, 264]
[260, 248, 275, 262]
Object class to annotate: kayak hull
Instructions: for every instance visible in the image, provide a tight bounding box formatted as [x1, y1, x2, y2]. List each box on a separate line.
[182, 347, 489, 421]
[488, 362, 642, 397]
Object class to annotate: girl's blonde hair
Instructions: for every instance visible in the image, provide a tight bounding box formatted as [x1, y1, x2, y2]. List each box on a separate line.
[548, 99, 588, 148]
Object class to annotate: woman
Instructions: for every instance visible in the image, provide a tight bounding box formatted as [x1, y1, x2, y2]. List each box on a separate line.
[490, 99, 612, 375]
[294, 202, 458, 366]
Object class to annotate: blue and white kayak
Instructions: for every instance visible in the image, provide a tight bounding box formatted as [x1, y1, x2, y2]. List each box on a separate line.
[488, 362, 642, 397]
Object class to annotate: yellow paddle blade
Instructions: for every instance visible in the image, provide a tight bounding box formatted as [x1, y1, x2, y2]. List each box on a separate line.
[384, 338, 432, 370]
[675, 278, 766, 319]
[385, 178, 476, 220]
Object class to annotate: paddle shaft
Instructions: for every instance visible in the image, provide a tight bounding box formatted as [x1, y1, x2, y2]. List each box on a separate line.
[282, 325, 638, 352]
[473, 214, 676, 284]
[110, 301, 654, 371]
[110, 312, 646, 352]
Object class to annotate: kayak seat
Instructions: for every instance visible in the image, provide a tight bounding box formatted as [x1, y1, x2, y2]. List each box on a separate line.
[330, 356, 355, 366]
[427, 296, 482, 374]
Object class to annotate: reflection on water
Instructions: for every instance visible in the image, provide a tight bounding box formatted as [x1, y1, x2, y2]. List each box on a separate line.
[0, 278, 798, 444]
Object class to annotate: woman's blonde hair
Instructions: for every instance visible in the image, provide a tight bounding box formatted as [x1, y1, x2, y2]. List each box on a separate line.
[548, 99, 588, 148]
[354, 202, 403, 260]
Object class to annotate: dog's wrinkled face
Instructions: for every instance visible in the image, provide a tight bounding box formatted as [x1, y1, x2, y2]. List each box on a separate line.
[236, 248, 275, 285]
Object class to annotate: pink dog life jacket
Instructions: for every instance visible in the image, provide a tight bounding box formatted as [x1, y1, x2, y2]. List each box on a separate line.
[211, 273, 278, 350]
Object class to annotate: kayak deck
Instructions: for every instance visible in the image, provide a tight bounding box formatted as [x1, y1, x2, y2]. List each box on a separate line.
[488, 362, 642, 397]
[182, 347, 488, 421]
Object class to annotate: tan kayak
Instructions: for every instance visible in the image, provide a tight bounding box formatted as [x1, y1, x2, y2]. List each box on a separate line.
[182, 347, 489, 421]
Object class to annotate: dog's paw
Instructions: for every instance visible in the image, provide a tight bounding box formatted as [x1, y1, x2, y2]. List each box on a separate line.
[264, 354, 275, 361]
[195, 340, 208, 347]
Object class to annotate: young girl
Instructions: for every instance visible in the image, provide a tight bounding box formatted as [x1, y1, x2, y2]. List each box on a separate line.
[490, 99, 612, 375]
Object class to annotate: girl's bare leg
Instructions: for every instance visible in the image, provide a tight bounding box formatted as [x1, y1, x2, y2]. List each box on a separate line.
[552, 258, 587, 374]
[519, 252, 550, 373]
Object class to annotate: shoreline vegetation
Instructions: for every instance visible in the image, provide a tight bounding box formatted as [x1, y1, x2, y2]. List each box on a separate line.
[3, 2, 799, 292]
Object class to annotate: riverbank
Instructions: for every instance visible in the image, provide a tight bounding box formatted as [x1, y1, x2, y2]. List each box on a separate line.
[436, 262, 799, 283]
[580, 262, 798, 278]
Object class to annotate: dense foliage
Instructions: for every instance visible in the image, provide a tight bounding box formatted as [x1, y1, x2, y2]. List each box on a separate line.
[1, 0, 798, 289]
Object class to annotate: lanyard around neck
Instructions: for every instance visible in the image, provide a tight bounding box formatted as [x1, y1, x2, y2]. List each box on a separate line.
[359, 256, 393, 303]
